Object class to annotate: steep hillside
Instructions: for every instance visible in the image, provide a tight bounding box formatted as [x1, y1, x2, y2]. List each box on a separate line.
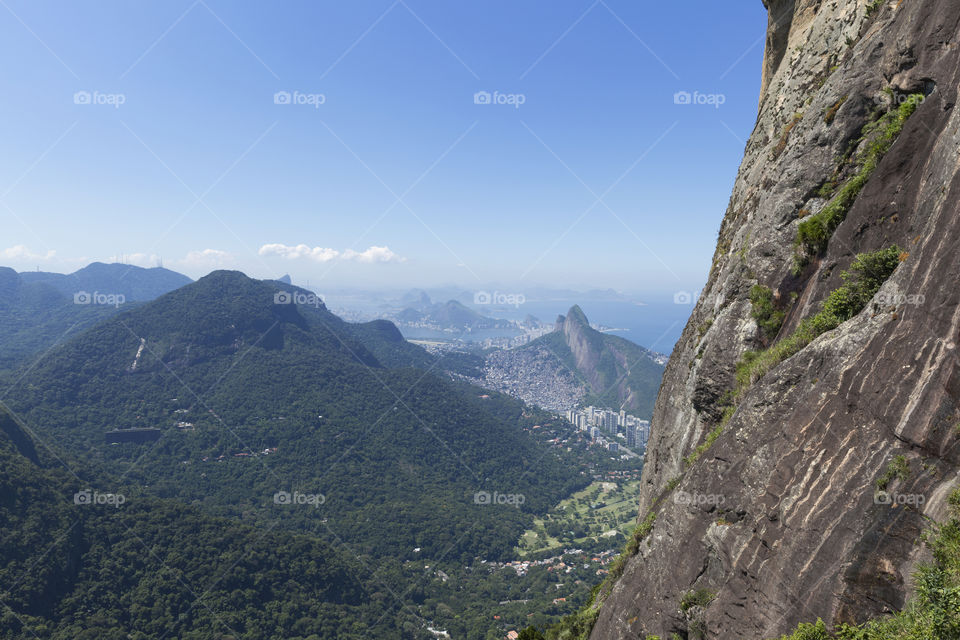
[0, 267, 116, 369]
[516, 305, 665, 417]
[0, 263, 192, 370]
[583, 1, 960, 638]
[0, 405, 417, 639]
[5, 271, 583, 564]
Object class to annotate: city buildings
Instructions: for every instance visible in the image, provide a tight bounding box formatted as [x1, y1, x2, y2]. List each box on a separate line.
[566, 406, 651, 450]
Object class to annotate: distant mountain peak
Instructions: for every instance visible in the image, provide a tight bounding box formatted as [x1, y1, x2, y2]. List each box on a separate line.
[565, 304, 590, 326]
[399, 288, 432, 309]
[526, 304, 664, 418]
[392, 297, 512, 331]
[17, 261, 192, 302]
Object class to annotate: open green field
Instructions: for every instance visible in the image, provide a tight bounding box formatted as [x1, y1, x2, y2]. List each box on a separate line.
[517, 479, 642, 556]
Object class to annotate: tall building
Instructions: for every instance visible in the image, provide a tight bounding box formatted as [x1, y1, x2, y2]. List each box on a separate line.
[626, 424, 637, 447]
[604, 411, 617, 433]
[637, 420, 651, 449]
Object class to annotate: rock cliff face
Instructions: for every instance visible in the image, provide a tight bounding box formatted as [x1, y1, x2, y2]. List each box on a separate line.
[555, 306, 613, 395]
[590, 1, 960, 638]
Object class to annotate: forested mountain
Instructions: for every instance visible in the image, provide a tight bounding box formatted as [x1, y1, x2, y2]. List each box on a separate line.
[0, 267, 114, 369]
[19, 262, 192, 301]
[0, 406, 421, 640]
[0, 263, 191, 371]
[4, 271, 584, 564]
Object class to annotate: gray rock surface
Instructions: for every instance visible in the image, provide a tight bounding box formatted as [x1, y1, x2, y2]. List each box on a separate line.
[591, 1, 960, 638]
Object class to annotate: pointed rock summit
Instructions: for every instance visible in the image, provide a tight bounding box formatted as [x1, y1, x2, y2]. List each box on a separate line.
[530, 305, 664, 418]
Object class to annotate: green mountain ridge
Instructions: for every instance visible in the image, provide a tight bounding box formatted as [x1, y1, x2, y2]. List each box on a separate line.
[0, 263, 193, 371]
[19, 262, 192, 301]
[5, 271, 583, 564]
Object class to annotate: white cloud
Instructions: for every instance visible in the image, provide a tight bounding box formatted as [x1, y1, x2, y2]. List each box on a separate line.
[1, 245, 56, 261]
[258, 243, 404, 264]
[180, 249, 233, 267]
[259, 243, 340, 262]
[342, 245, 404, 263]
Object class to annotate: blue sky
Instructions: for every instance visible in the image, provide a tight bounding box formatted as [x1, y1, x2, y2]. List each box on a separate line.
[0, 0, 767, 295]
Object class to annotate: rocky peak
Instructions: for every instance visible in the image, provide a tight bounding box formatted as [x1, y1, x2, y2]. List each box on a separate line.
[555, 305, 603, 377]
[590, 1, 960, 638]
[537, 306, 664, 417]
